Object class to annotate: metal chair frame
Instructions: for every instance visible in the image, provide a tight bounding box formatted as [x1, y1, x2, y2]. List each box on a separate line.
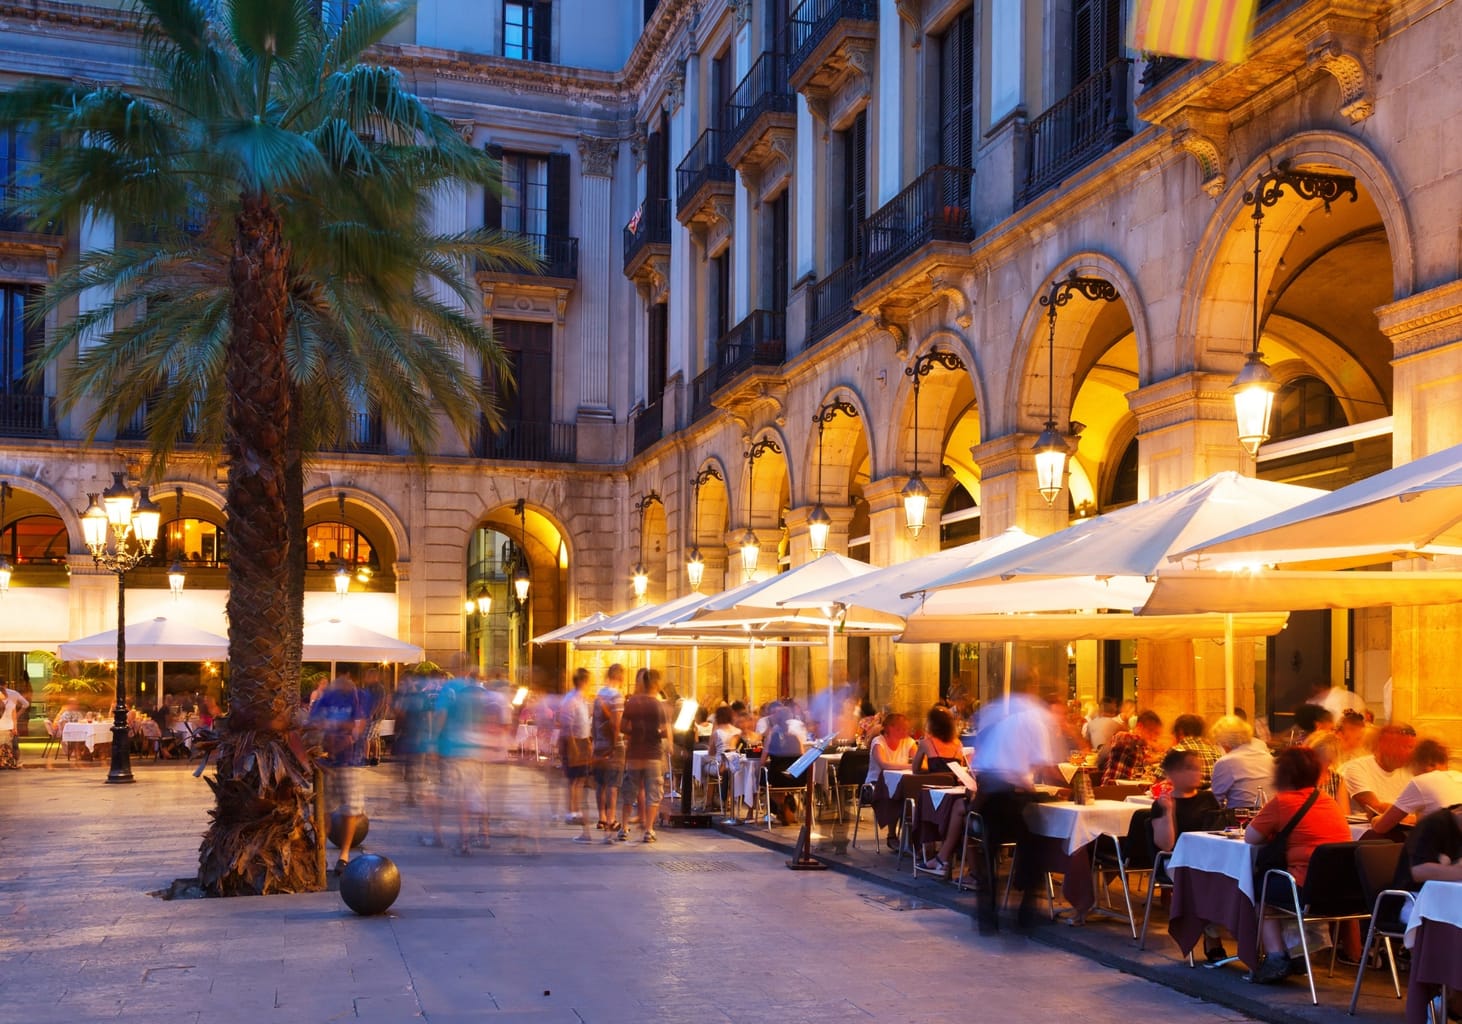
[1347, 888, 1416, 1015]
[1256, 843, 1376, 1006]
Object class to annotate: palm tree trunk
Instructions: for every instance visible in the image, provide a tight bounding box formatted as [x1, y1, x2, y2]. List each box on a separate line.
[198, 191, 319, 896]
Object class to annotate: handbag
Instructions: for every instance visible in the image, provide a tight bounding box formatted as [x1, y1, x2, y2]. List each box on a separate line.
[1252, 787, 1320, 881]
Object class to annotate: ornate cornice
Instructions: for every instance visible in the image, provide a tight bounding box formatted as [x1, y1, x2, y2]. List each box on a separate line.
[729, 0, 754, 28]
[1168, 108, 1230, 199]
[1296, 15, 1378, 124]
[1377, 280, 1462, 362]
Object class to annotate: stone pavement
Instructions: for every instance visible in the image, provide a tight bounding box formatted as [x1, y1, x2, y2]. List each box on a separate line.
[2, 760, 1259, 1024]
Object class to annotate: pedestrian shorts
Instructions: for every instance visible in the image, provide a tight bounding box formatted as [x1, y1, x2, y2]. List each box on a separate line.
[326, 765, 365, 817]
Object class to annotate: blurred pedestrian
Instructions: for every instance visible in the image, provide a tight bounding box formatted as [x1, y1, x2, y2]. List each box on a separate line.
[621, 668, 668, 843]
[561, 667, 594, 843]
[309, 675, 368, 874]
[592, 664, 627, 841]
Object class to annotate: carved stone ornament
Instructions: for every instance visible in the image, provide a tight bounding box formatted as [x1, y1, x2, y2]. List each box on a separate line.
[927, 271, 973, 330]
[895, 0, 921, 42]
[875, 311, 909, 354]
[1296, 17, 1377, 124]
[664, 61, 686, 114]
[630, 128, 649, 169]
[576, 135, 618, 178]
[448, 118, 477, 143]
[1169, 109, 1230, 199]
[729, 0, 753, 27]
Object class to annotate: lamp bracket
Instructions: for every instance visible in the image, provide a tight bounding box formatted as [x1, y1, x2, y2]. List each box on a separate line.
[1244, 162, 1358, 217]
[1041, 271, 1119, 316]
[746, 438, 782, 463]
[812, 397, 859, 427]
[633, 490, 663, 516]
[692, 465, 723, 491]
[904, 348, 966, 384]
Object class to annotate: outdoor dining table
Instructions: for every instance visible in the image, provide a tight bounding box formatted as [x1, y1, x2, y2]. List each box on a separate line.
[691, 750, 760, 809]
[1024, 799, 1143, 917]
[61, 721, 112, 752]
[912, 785, 973, 846]
[1167, 829, 1261, 969]
[1404, 880, 1462, 1024]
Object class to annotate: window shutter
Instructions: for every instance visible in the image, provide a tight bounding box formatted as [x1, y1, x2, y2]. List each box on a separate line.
[532, 1, 552, 62]
[484, 144, 504, 230]
[547, 153, 571, 238]
[848, 112, 868, 261]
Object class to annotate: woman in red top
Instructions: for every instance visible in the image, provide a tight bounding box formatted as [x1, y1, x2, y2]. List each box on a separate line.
[1244, 745, 1352, 983]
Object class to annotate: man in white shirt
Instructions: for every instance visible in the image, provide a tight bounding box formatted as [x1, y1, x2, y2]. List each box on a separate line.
[1208, 715, 1274, 809]
[1341, 724, 1416, 818]
[1082, 698, 1124, 751]
[560, 668, 594, 842]
[1372, 739, 1462, 834]
[970, 692, 1062, 934]
[1309, 682, 1367, 722]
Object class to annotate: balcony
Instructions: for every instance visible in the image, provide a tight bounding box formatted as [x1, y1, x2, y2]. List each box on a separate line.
[623, 197, 672, 299]
[1137, 0, 1289, 95]
[0, 392, 57, 438]
[632, 397, 663, 456]
[321, 411, 386, 454]
[675, 128, 734, 242]
[718, 309, 786, 381]
[476, 419, 577, 463]
[476, 233, 578, 284]
[859, 166, 975, 286]
[787, 0, 877, 96]
[806, 259, 860, 346]
[1021, 58, 1133, 207]
[1, 174, 61, 236]
[689, 367, 717, 425]
[724, 51, 796, 195]
[117, 396, 197, 445]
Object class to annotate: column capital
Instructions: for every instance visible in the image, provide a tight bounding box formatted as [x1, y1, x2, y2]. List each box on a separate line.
[862, 473, 953, 516]
[576, 135, 617, 178]
[1377, 279, 1462, 362]
[1124, 371, 1241, 433]
[968, 433, 1068, 536]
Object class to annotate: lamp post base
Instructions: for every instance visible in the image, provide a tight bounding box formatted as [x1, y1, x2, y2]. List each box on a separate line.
[667, 812, 712, 829]
[106, 720, 134, 784]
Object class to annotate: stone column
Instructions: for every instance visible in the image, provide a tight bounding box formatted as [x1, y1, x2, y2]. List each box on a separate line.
[667, 60, 695, 393]
[793, 93, 816, 282]
[576, 135, 617, 417]
[72, 210, 114, 438]
[427, 181, 471, 456]
[723, 528, 782, 707]
[1379, 280, 1462, 749]
[863, 476, 949, 712]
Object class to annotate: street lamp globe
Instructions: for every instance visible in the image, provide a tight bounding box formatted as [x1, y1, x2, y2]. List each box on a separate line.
[334, 563, 351, 597]
[0, 555, 11, 594]
[132, 487, 161, 548]
[102, 471, 135, 530]
[737, 527, 759, 581]
[807, 503, 832, 558]
[901, 473, 931, 538]
[1032, 424, 1071, 506]
[167, 559, 185, 598]
[630, 561, 649, 600]
[81, 493, 108, 551]
[513, 560, 531, 602]
[685, 546, 705, 592]
[1231, 350, 1278, 456]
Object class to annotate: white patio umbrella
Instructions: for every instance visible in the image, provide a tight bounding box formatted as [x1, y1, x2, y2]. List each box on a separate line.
[906, 472, 1330, 708]
[302, 618, 423, 663]
[1168, 441, 1462, 569]
[61, 616, 229, 661]
[531, 611, 611, 645]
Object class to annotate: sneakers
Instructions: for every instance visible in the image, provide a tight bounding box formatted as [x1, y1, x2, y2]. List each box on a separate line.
[1250, 953, 1292, 985]
[571, 834, 595, 844]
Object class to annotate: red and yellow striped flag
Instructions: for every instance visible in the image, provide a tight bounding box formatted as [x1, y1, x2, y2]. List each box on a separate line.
[1130, 0, 1257, 64]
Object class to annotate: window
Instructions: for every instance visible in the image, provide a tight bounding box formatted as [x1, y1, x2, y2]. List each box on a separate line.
[1270, 375, 1347, 442]
[1, 514, 66, 565]
[646, 303, 668, 403]
[315, 0, 357, 29]
[505, 1, 552, 62]
[839, 111, 868, 264]
[157, 517, 226, 566]
[1106, 437, 1139, 509]
[769, 191, 789, 314]
[938, 10, 975, 170]
[493, 319, 554, 424]
[0, 285, 43, 395]
[1072, 0, 1121, 86]
[711, 252, 731, 341]
[307, 522, 377, 570]
[484, 149, 571, 245]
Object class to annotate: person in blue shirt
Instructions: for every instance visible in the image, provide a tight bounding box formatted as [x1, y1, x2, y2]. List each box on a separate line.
[309, 675, 367, 874]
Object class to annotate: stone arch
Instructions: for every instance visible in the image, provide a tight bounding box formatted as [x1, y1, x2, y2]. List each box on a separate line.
[1005, 252, 1151, 435]
[1180, 130, 1416, 375]
[690, 454, 733, 548]
[801, 384, 874, 508]
[303, 485, 410, 567]
[0, 475, 83, 554]
[888, 328, 986, 475]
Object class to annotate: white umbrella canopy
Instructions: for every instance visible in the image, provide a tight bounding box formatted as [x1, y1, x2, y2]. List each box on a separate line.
[1143, 568, 1462, 616]
[60, 616, 230, 662]
[302, 618, 423, 662]
[898, 610, 1290, 644]
[907, 472, 1327, 609]
[664, 553, 904, 634]
[532, 611, 612, 645]
[780, 527, 1038, 619]
[1170, 442, 1462, 569]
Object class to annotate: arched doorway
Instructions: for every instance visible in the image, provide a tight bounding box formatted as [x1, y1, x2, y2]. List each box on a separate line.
[465, 505, 567, 689]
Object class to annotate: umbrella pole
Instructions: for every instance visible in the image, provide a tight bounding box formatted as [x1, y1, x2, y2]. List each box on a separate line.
[157, 660, 164, 707]
[1003, 641, 1013, 711]
[330, 660, 336, 682]
[1224, 613, 1235, 715]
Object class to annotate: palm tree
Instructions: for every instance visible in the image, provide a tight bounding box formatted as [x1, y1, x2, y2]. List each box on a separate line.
[0, 0, 538, 894]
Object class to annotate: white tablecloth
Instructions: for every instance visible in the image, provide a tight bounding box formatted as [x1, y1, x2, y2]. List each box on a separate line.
[1125, 794, 1155, 806]
[693, 750, 760, 806]
[812, 751, 842, 786]
[377, 719, 394, 737]
[62, 721, 112, 751]
[1406, 880, 1462, 949]
[1026, 800, 1143, 856]
[1170, 830, 1256, 902]
[928, 786, 968, 812]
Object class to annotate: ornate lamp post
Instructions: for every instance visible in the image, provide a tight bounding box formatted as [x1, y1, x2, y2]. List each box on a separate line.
[631, 491, 662, 602]
[81, 472, 161, 784]
[0, 480, 13, 594]
[166, 488, 185, 599]
[512, 498, 530, 603]
[809, 395, 859, 557]
[902, 349, 965, 536]
[1231, 162, 1358, 455]
[686, 465, 721, 592]
[739, 438, 782, 581]
[1034, 271, 1118, 505]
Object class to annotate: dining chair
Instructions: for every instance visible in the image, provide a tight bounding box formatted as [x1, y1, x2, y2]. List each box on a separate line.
[1346, 840, 1409, 1015]
[849, 781, 879, 850]
[830, 750, 870, 825]
[1091, 808, 1156, 937]
[958, 810, 1015, 895]
[40, 721, 59, 762]
[760, 755, 804, 830]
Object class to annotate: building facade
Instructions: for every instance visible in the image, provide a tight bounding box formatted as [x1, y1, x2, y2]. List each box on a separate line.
[1, 0, 1460, 746]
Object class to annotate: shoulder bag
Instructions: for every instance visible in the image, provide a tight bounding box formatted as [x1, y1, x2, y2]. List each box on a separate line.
[1252, 787, 1320, 880]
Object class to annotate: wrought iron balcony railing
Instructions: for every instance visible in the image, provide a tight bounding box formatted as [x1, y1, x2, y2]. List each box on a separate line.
[1021, 58, 1133, 206]
[806, 259, 859, 345]
[860, 165, 976, 284]
[675, 128, 734, 217]
[717, 310, 786, 385]
[477, 232, 578, 280]
[725, 51, 794, 155]
[322, 411, 386, 454]
[477, 419, 577, 463]
[690, 366, 717, 425]
[623, 197, 672, 268]
[0, 392, 58, 438]
[786, 0, 878, 83]
[632, 397, 663, 456]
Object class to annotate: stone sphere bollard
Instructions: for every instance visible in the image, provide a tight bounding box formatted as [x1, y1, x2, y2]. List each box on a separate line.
[327, 812, 369, 849]
[339, 854, 400, 916]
